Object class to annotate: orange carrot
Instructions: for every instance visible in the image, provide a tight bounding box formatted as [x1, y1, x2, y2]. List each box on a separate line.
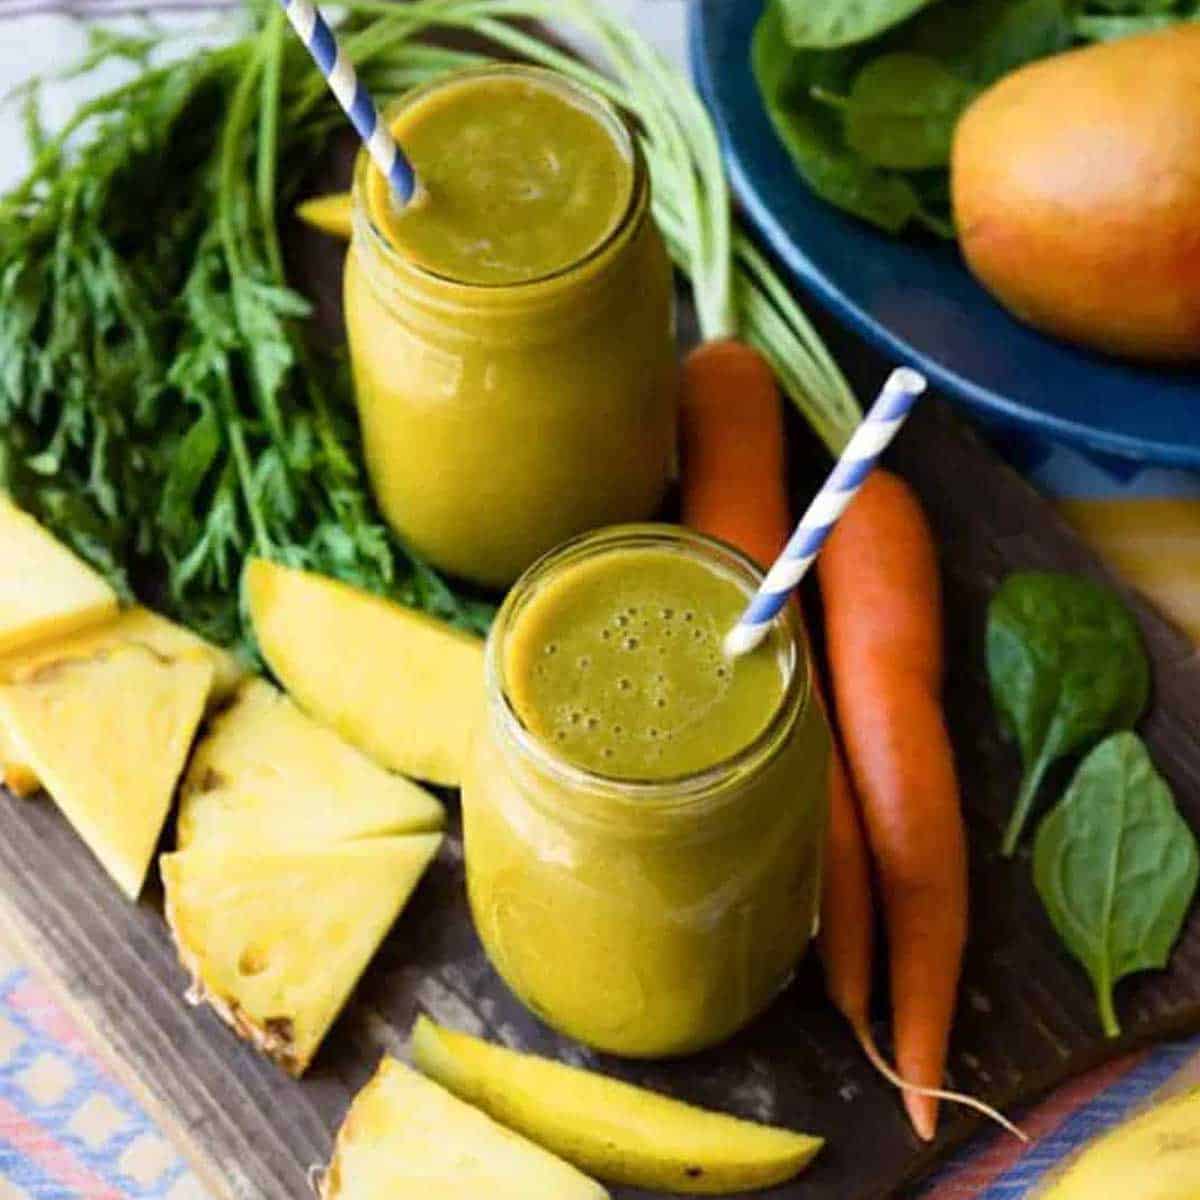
[681, 344, 1023, 1143]
[681, 337, 876, 1071]
[817, 469, 968, 1141]
[680, 340, 791, 565]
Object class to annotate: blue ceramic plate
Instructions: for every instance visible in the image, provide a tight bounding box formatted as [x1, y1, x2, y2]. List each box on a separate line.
[690, 0, 1199, 468]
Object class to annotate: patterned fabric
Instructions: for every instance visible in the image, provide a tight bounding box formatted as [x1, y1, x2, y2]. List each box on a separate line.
[0, 941, 205, 1199]
[1, 922, 1197, 1198]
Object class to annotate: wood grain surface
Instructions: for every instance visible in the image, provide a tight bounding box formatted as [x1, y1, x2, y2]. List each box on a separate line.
[1, 391, 1198, 1200]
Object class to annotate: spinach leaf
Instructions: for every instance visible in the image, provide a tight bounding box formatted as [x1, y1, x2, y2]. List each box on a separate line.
[1034, 733, 1199, 1037]
[752, 3, 940, 233]
[987, 572, 1150, 856]
[895, 0, 1074, 86]
[819, 52, 978, 169]
[777, 0, 942, 48]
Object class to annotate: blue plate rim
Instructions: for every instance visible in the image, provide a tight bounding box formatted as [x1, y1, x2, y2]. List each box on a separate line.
[688, 1, 1200, 470]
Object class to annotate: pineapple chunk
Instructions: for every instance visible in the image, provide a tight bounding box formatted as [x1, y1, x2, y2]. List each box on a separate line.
[0, 645, 212, 897]
[0, 725, 38, 797]
[320, 1056, 608, 1200]
[0, 606, 247, 797]
[162, 835, 440, 1075]
[0, 497, 118, 655]
[296, 192, 352, 240]
[412, 1017, 823, 1195]
[177, 679, 443, 851]
[246, 558, 484, 786]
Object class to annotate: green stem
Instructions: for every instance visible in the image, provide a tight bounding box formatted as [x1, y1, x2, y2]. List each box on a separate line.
[1002, 751, 1053, 857]
[257, 7, 286, 282]
[1095, 976, 1120, 1039]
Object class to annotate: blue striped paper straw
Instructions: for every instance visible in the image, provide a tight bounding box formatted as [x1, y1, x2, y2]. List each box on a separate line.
[724, 367, 928, 659]
[278, 0, 417, 205]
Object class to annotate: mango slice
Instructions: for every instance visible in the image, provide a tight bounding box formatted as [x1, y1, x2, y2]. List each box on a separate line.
[162, 835, 440, 1076]
[177, 679, 444, 851]
[0, 605, 247, 797]
[246, 559, 484, 786]
[296, 192, 352, 241]
[1037, 1087, 1200, 1199]
[321, 1056, 608, 1200]
[411, 1017, 823, 1195]
[0, 645, 212, 898]
[0, 497, 118, 655]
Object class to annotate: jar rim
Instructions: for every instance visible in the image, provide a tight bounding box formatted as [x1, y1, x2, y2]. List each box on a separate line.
[486, 524, 812, 810]
[351, 64, 646, 295]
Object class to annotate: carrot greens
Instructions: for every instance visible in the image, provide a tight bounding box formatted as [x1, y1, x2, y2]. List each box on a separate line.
[0, 1, 858, 652]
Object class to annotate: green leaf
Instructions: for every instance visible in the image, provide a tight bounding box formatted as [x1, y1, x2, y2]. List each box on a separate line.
[895, 0, 1074, 87]
[753, 3, 935, 233]
[987, 572, 1150, 856]
[829, 52, 978, 169]
[1034, 732, 1199, 1037]
[777, 0, 943, 48]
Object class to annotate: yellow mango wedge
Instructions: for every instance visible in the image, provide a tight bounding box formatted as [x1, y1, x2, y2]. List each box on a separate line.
[411, 1018, 823, 1195]
[0, 497, 118, 655]
[1036, 1087, 1200, 1200]
[177, 679, 443, 851]
[0, 605, 247, 798]
[162, 835, 440, 1076]
[0, 645, 212, 898]
[297, 192, 352, 241]
[321, 1056, 608, 1200]
[246, 558, 484, 786]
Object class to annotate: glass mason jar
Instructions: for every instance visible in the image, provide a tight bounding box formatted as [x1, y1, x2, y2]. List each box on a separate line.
[343, 66, 678, 590]
[462, 526, 831, 1058]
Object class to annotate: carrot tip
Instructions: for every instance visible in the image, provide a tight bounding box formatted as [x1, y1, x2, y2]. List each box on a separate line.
[904, 1092, 938, 1142]
[851, 1023, 1028, 1144]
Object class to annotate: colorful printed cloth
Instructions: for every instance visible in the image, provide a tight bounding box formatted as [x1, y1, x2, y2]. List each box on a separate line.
[2, 7, 1199, 1197]
[0, 940, 204, 1199]
[2, 925, 1198, 1198]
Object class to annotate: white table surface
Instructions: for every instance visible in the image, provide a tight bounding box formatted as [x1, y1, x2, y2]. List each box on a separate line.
[0, 0, 689, 192]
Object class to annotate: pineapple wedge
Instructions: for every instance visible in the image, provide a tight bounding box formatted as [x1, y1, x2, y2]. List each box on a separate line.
[412, 1017, 823, 1195]
[0, 726, 37, 797]
[296, 193, 353, 240]
[0, 606, 247, 798]
[321, 1056, 608, 1200]
[177, 679, 443, 851]
[162, 836, 440, 1076]
[0, 497, 118, 655]
[246, 558, 484, 786]
[0, 645, 212, 898]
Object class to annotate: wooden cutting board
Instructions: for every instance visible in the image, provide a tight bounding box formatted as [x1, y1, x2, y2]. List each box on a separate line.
[2, 391, 1198, 1200]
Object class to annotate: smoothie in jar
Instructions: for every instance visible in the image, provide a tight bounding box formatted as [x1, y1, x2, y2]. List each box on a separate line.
[344, 68, 677, 588]
[462, 526, 830, 1057]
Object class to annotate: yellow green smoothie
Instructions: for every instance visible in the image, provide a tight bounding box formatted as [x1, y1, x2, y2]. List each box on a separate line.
[463, 527, 831, 1057]
[345, 67, 677, 588]
[505, 547, 786, 779]
[367, 71, 634, 285]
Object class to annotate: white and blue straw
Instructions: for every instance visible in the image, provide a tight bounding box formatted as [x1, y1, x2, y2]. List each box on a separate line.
[724, 367, 927, 659]
[278, 0, 417, 205]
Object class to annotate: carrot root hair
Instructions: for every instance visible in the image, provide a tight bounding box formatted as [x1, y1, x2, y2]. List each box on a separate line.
[850, 1022, 1028, 1143]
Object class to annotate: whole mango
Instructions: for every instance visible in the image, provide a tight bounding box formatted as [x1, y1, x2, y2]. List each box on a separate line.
[951, 26, 1200, 362]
